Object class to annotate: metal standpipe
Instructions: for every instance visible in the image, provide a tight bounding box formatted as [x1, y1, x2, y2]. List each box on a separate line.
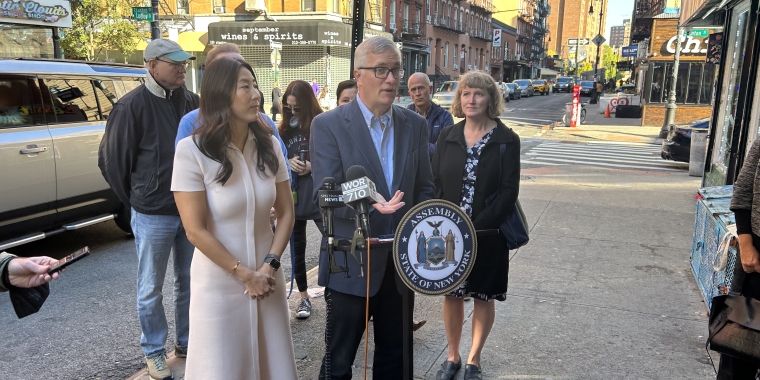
[690, 129, 708, 177]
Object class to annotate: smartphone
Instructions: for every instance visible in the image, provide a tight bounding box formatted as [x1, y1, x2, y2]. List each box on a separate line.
[47, 247, 90, 275]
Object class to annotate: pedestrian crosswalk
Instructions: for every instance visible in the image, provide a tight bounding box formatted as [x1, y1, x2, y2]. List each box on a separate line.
[522, 141, 689, 172]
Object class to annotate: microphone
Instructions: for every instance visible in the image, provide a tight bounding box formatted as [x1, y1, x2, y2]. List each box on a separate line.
[298, 141, 308, 162]
[318, 177, 349, 276]
[341, 165, 378, 240]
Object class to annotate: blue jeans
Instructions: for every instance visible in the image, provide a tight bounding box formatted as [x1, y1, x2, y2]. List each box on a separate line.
[131, 209, 193, 358]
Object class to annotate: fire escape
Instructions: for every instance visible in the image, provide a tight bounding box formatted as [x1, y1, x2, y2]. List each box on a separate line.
[157, 0, 194, 33]
[630, 0, 665, 43]
[401, 1, 426, 43]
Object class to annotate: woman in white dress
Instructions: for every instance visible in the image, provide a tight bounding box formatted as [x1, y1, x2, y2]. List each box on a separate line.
[172, 57, 297, 379]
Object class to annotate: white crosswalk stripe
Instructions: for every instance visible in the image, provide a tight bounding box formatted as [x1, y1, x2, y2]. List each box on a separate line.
[522, 141, 688, 172]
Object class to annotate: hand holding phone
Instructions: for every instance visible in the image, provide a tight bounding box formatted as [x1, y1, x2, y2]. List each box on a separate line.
[47, 247, 90, 275]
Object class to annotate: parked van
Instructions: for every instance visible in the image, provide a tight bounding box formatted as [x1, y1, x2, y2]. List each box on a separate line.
[0, 58, 146, 250]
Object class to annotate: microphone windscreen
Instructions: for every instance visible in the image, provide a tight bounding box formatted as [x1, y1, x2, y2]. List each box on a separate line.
[323, 177, 336, 185]
[345, 165, 367, 182]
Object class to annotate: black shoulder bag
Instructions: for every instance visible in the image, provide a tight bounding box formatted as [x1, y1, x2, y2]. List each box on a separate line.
[486, 143, 529, 250]
[707, 253, 760, 371]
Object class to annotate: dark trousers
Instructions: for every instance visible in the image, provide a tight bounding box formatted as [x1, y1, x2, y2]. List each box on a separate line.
[293, 218, 323, 292]
[319, 258, 404, 380]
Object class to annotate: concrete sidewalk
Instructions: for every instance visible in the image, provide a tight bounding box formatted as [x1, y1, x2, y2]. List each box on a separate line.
[129, 162, 713, 379]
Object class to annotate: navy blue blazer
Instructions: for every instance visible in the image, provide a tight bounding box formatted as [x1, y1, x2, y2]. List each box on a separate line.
[310, 98, 435, 297]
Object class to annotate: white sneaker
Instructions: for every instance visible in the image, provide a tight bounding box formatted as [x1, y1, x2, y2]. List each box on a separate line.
[296, 298, 312, 319]
[146, 353, 172, 380]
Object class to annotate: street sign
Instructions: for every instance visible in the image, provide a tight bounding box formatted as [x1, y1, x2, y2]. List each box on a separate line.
[270, 49, 281, 65]
[493, 29, 502, 47]
[132, 7, 153, 22]
[690, 29, 709, 38]
[592, 34, 606, 46]
[568, 38, 590, 46]
[270, 41, 283, 50]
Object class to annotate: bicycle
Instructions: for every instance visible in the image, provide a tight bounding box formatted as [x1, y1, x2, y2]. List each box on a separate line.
[562, 102, 587, 125]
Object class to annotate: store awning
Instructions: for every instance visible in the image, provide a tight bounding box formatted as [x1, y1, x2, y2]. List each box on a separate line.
[681, 0, 726, 27]
[177, 32, 208, 52]
[540, 68, 559, 76]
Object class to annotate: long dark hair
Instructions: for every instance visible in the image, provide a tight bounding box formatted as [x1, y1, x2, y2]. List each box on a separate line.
[277, 80, 322, 141]
[194, 57, 278, 184]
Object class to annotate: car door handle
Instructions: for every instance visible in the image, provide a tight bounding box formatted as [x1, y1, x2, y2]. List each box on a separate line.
[20, 145, 49, 154]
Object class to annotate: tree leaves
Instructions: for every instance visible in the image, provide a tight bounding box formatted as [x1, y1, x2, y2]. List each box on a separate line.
[61, 0, 140, 62]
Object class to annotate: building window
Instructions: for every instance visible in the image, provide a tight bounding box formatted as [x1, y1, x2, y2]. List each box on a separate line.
[428, 38, 433, 66]
[302, 0, 315, 11]
[468, 46, 472, 67]
[176, 0, 188, 14]
[404, 4, 409, 28]
[444, 42, 449, 68]
[644, 62, 716, 106]
[390, 1, 396, 24]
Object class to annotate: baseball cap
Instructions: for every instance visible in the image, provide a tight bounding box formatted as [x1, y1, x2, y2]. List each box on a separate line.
[143, 39, 196, 62]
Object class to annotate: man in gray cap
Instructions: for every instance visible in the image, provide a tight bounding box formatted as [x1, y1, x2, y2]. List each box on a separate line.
[98, 39, 200, 380]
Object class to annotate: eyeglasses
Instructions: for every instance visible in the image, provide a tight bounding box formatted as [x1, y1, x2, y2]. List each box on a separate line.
[284, 105, 300, 113]
[358, 67, 405, 79]
[155, 58, 189, 69]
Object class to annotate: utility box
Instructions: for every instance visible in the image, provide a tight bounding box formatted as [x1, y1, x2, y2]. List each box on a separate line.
[690, 129, 708, 177]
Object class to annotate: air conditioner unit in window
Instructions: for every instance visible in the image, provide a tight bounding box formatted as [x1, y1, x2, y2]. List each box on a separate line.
[213, 6, 225, 13]
[390, 22, 396, 31]
[426, 15, 431, 22]
[453, 63, 458, 69]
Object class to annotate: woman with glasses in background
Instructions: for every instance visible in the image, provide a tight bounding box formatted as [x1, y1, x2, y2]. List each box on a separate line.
[278, 80, 323, 319]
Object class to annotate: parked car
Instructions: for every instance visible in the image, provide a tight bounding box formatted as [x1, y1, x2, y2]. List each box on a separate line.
[554, 76, 576, 93]
[579, 81, 595, 96]
[661, 117, 710, 162]
[513, 79, 534, 97]
[432, 81, 457, 109]
[0, 58, 146, 250]
[532, 79, 550, 95]
[498, 82, 510, 103]
[505, 83, 521, 99]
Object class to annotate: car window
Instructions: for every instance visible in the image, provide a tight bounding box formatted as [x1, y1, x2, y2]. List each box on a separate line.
[557, 77, 572, 83]
[533, 80, 544, 84]
[438, 82, 457, 92]
[92, 79, 120, 119]
[515, 80, 530, 86]
[119, 77, 143, 97]
[0, 76, 48, 128]
[41, 78, 100, 123]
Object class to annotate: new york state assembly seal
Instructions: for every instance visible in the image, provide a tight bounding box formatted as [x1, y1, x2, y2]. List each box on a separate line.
[394, 200, 477, 295]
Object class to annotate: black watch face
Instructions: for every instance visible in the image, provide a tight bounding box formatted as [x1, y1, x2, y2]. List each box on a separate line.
[268, 257, 280, 269]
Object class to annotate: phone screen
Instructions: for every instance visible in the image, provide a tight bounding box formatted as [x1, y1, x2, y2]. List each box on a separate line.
[48, 247, 90, 275]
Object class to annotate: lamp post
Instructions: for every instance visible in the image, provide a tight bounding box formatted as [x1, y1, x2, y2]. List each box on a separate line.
[589, 2, 604, 81]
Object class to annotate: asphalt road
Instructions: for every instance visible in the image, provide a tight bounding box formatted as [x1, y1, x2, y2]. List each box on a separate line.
[0, 219, 324, 379]
[500, 91, 573, 128]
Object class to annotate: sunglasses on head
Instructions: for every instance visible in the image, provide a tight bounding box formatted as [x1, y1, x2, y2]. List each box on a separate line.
[284, 105, 300, 113]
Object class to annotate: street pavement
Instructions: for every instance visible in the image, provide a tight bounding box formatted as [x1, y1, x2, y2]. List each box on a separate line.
[0, 93, 716, 379]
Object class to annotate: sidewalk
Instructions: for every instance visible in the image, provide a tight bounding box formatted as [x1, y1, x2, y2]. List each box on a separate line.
[128, 160, 713, 380]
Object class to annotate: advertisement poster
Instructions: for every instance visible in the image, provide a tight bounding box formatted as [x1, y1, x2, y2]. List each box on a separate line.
[706, 33, 723, 64]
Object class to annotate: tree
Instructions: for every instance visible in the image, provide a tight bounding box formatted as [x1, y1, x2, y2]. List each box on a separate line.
[62, 0, 139, 61]
[601, 45, 621, 80]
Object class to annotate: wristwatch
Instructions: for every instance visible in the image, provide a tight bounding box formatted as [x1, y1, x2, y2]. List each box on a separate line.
[264, 254, 281, 271]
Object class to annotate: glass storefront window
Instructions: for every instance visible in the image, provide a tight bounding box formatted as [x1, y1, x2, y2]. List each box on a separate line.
[650, 62, 665, 103]
[645, 62, 714, 105]
[701, 64, 716, 105]
[713, 6, 750, 171]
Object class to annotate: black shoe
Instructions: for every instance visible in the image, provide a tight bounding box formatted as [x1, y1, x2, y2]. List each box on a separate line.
[412, 319, 426, 332]
[435, 357, 461, 380]
[464, 364, 482, 380]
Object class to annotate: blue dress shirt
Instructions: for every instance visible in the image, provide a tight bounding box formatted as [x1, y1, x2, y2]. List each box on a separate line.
[356, 95, 394, 193]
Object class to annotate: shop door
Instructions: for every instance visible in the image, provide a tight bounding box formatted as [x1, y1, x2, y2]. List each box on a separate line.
[712, 3, 751, 178]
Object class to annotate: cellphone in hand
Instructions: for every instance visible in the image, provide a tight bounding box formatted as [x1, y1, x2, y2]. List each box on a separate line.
[47, 247, 90, 275]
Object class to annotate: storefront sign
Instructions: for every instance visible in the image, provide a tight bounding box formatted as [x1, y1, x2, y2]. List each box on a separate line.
[208, 21, 392, 47]
[621, 45, 638, 57]
[664, 35, 708, 55]
[0, 0, 72, 28]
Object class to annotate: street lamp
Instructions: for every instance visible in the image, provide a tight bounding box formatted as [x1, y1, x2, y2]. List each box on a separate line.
[589, 2, 603, 81]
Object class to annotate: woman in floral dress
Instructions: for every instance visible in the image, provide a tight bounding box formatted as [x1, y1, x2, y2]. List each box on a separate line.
[431, 71, 521, 380]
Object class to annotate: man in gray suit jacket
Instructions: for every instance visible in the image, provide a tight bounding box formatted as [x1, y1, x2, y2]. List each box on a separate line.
[311, 37, 435, 379]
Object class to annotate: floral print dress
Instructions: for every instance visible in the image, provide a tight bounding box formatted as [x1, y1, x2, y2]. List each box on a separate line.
[448, 128, 507, 302]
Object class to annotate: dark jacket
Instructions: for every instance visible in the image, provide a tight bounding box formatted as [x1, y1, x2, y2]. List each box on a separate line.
[432, 119, 520, 230]
[406, 101, 455, 160]
[282, 128, 321, 220]
[310, 99, 435, 297]
[98, 75, 200, 216]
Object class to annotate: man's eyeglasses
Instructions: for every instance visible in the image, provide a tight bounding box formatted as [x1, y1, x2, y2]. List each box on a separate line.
[358, 67, 405, 79]
[156, 58, 189, 69]
[284, 105, 300, 113]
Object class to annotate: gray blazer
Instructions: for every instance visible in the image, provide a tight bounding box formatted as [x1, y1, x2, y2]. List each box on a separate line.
[310, 98, 435, 297]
